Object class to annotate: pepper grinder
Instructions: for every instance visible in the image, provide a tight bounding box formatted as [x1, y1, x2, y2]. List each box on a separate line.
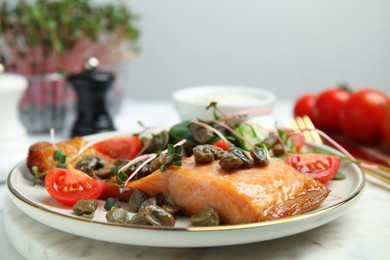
[68, 57, 116, 137]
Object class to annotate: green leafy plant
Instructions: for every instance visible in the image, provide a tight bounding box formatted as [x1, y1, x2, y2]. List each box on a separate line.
[0, 0, 140, 74]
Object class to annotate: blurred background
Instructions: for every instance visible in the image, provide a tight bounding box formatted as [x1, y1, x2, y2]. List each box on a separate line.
[1, 0, 389, 136]
[122, 0, 390, 100]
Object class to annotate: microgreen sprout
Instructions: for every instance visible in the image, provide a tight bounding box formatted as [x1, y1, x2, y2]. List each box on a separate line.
[206, 101, 224, 120]
[159, 144, 183, 172]
[118, 140, 187, 193]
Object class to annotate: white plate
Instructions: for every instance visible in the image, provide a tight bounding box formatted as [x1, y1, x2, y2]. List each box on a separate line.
[6, 142, 365, 248]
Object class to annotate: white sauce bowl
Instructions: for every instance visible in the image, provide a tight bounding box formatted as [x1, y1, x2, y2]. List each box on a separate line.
[172, 85, 276, 120]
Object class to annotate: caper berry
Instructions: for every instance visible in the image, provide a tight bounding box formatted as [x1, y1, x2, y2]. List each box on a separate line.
[250, 146, 270, 166]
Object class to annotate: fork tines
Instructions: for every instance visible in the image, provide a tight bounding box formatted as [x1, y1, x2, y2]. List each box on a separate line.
[291, 116, 322, 144]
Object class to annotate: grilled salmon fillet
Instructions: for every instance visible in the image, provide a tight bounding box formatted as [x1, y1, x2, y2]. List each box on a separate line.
[125, 156, 329, 225]
[28, 138, 329, 225]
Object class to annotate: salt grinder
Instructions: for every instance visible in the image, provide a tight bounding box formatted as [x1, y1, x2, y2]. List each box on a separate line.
[69, 57, 116, 137]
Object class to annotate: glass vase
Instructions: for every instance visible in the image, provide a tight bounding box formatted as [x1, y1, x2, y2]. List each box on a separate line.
[18, 73, 77, 134]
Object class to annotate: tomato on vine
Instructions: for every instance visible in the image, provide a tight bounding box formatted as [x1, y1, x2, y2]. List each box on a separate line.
[341, 89, 389, 144]
[314, 87, 351, 133]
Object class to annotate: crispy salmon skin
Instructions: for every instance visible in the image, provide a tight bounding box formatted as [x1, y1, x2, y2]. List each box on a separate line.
[126, 156, 329, 225]
[27, 137, 113, 178]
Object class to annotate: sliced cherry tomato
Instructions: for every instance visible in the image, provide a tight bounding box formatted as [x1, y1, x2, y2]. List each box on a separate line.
[294, 94, 317, 120]
[285, 153, 341, 183]
[93, 136, 141, 160]
[212, 139, 231, 150]
[314, 88, 351, 133]
[45, 168, 106, 206]
[341, 89, 389, 144]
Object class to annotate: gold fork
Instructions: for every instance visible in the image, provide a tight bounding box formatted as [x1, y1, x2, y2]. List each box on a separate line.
[291, 116, 390, 188]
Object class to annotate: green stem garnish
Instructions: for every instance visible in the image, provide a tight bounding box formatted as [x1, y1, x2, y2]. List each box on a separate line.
[31, 166, 44, 186]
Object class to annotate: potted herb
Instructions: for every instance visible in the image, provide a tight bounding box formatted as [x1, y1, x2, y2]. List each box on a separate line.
[0, 0, 140, 133]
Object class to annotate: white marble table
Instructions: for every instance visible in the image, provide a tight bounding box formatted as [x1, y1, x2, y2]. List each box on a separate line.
[1, 99, 389, 260]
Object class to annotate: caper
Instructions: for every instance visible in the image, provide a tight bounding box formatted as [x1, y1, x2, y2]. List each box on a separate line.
[189, 123, 213, 144]
[250, 146, 270, 166]
[106, 207, 130, 224]
[147, 130, 170, 152]
[191, 208, 220, 226]
[219, 152, 243, 171]
[75, 155, 104, 175]
[129, 212, 151, 225]
[193, 145, 215, 164]
[272, 143, 285, 157]
[148, 154, 169, 172]
[162, 204, 181, 215]
[73, 200, 98, 219]
[128, 189, 148, 213]
[261, 133, 278, 147]
[193, 144, 226, 164]
[229, 147, 253, 168]
[92, 168, 115, 179]
[143, 205, 176, 227]
[139, 197, 158, 212]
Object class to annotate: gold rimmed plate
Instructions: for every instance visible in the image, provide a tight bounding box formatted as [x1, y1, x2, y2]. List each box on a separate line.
[6, 136, 365, 248]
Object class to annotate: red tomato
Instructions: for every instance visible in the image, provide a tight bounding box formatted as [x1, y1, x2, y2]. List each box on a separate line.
[314, 88, 351, 133]
[212, 139, 230, 150]
[382, 107, 390, 146]
[285, 153, 341, 183]
[294, 94, 317, 119]
[45, 168, 106, 206]
[341, 89, 389, 144]
[93, 136, 141, 160]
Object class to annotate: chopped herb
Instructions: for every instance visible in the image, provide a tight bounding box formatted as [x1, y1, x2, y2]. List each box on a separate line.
[53, 149, 67, 168]
[104, 198, 122, 210]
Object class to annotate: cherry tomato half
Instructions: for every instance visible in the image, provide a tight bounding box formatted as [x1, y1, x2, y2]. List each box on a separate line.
[285, 153, 341, 183]
[212, 139, 231, 150]
[341, 89, 389, 144]
[314, 88, 351, 133]
[294, 94, 317, 121]
[45, 168, 107, 206]
[93, 136, 141, 160]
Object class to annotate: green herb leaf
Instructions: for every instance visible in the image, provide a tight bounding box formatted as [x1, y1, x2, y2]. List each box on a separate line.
[169, 121, 197, 146]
